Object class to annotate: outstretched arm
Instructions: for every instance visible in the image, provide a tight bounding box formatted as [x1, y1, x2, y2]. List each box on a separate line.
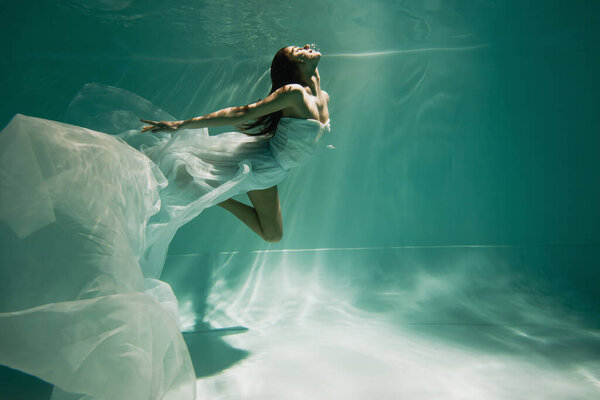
[141, 85, 304, 133]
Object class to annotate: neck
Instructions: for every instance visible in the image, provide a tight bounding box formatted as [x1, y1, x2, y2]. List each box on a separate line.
[301, 66, 320, 95]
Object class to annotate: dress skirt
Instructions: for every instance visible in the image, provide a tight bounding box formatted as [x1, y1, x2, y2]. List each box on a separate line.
[0, 110, 286, 399]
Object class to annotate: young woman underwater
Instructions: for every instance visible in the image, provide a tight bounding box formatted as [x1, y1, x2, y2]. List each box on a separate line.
[140, 44, 330, 243]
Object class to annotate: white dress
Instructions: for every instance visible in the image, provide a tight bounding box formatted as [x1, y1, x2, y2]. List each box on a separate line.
[0, 111, 331, 399]
[136, 115, 331, 278]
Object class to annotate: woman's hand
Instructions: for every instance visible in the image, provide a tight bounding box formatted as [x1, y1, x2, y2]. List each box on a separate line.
[140, 119, 181, 133]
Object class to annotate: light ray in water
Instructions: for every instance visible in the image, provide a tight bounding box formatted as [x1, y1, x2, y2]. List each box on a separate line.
[169, 242, 599, 257]
[27, 44, 492, 64]
[326, 43, 492, 58]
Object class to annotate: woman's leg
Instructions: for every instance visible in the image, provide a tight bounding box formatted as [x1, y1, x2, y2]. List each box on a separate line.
[217, 185, 283, 242]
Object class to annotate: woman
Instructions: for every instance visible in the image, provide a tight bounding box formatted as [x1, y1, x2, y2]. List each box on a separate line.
[140, 44, 330, 243]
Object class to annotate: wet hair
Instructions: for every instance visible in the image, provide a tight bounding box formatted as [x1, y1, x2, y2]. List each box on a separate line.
[240, 47, 303, 136]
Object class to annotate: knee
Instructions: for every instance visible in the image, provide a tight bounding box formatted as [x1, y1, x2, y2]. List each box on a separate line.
[263, 229, 283, 243]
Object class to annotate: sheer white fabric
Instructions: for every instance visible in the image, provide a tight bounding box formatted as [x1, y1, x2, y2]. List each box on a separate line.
[0, 115, 194, 399]
[0, 84, 331, 399]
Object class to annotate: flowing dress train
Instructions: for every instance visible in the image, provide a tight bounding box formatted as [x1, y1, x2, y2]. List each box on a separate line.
[0, 88, 331, 399]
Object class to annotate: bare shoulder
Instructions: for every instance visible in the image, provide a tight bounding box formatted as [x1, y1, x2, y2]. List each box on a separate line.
[241, 84, 305, 121]
[277, 84, 306, 104]
[281, 83, 306, 94]
[322, 90, 330, 102]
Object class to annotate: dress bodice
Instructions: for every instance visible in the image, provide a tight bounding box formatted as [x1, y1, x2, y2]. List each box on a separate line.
[269, 117, 331, 170]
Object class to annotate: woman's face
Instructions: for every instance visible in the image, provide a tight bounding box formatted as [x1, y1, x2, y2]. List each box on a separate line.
[286, 44, 321, 65]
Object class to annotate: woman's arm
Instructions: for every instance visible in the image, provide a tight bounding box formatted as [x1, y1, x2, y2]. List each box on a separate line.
[141, 85, 304, 133]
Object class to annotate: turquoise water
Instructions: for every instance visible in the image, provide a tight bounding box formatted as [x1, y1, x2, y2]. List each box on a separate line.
[1, 1, 599, 399]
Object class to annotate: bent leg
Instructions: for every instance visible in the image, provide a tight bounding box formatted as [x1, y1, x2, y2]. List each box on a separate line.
[248, 186, 283, 241]
[217, 186, 283, 242]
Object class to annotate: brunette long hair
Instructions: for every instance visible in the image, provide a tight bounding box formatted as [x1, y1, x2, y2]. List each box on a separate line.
[240, 47, 303, 136]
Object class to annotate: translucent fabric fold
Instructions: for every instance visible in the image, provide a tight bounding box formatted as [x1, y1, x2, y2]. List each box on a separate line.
[0, 114, 195, 399]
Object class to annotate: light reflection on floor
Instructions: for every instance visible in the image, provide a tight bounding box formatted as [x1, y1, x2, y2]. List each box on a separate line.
[160, 246, 600, 399]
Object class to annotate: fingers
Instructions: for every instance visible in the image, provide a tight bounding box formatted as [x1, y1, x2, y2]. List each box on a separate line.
[141, 125, 159, 133]
[140, 119, 155, 133]
[139, 119, 176, 133]
[141, 126, 165, 133]
[140, 118, 163, 133]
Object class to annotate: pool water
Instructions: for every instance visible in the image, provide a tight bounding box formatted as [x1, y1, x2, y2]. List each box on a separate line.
[0, 1, 599, 399]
